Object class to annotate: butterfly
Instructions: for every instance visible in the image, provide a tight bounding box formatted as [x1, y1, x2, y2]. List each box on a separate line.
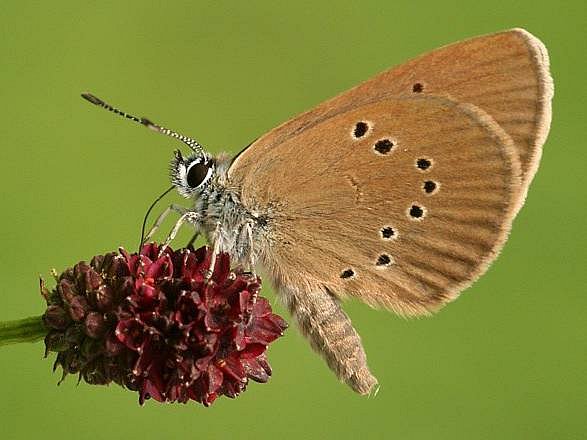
[83, 28, 553, 395]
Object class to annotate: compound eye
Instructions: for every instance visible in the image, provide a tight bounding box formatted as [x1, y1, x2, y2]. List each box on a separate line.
[186, 161, 212, 188]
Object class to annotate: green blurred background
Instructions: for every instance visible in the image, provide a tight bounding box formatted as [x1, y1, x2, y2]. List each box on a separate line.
[0, 1, 585, 439]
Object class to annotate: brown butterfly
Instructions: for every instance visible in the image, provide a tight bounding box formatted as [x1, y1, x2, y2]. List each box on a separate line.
[83, 28, 553, 395]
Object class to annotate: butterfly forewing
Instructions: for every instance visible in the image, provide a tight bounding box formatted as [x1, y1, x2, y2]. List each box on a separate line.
[231, 29, 552, 191]
[230, 96, 522, 316]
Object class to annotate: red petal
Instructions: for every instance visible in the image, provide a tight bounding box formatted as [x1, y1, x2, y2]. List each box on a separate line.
[207, 364, 224, 393]
[218, 354, 246, 382]
[234, 323, 246, 351]
[246, 314, 287, 345]
[252, 297, 272, 317]
[134, 282, 159, 308]
[139, 377, 165, 405]
[115, 319, 146, 351]
[240, 343, 266, 359]
[211, 253, 230, 284]
[139, 243, 160, 259]
[242, 353, 272, 383]
[146, 253, 173, 280]
[174, 292, 201, 326]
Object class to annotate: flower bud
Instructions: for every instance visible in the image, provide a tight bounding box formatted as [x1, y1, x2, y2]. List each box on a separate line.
[44, 330, 70, 353]
[68, 295, 89, 321]
[43, 305, 71, 330]
[84, 268, 102, 292]
[63, 324, 84, 347]
[84, 312, 106, 338]
[58, 279, 77, 303]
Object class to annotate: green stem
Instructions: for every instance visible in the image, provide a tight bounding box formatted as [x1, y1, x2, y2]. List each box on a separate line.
[0, 316, 46, 347]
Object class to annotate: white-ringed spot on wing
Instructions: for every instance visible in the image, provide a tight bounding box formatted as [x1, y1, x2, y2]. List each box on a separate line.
[340, 268, 356, 279]
[423, 180, 439, 194]
[373, 138, 395, 155]
[351, 121, 371, 139]
[408, 204, 426, 221]
[375, 254, 394, 269]
[416, 158, 432, 171]
[380, 226, 397, 240]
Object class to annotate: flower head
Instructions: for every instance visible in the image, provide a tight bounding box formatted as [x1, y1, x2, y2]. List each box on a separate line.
[42, 244, 287, 406]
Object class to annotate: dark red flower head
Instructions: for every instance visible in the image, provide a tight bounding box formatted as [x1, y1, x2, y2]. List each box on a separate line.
[41, 244, 287, 406]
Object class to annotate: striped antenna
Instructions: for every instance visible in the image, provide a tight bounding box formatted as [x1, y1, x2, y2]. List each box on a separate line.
[81, 93, 203, 153]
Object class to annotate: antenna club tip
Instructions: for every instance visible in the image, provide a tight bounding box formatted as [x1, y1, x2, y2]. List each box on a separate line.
[81, 92, 103, 106]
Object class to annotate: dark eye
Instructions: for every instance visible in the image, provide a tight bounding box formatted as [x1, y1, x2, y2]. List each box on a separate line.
[186, 161, 212, 188]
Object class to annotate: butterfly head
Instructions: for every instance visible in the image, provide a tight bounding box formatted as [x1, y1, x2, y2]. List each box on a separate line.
[170, 149, 215, 198]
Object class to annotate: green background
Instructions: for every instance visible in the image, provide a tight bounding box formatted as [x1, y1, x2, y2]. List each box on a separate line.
[1, 1, 585, 439]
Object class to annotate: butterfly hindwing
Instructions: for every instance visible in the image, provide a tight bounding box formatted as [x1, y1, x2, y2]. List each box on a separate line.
[229, 96, 522, 316]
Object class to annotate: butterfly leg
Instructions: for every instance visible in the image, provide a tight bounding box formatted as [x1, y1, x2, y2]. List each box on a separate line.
[242, 222, 259, 306]
[158, 211, 202, 256]
[204, 222, 222, 281]
[245, 222, 257, 275]
[143, 204, 189, 244]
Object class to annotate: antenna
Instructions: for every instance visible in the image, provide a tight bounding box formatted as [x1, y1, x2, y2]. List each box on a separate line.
[81, 93, 203, 153]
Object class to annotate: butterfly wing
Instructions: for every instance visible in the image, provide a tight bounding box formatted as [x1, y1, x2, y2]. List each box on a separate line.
[226, 30, 551, 392]
[230, 96, 522, 316]
[232, 28, 552, 190]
